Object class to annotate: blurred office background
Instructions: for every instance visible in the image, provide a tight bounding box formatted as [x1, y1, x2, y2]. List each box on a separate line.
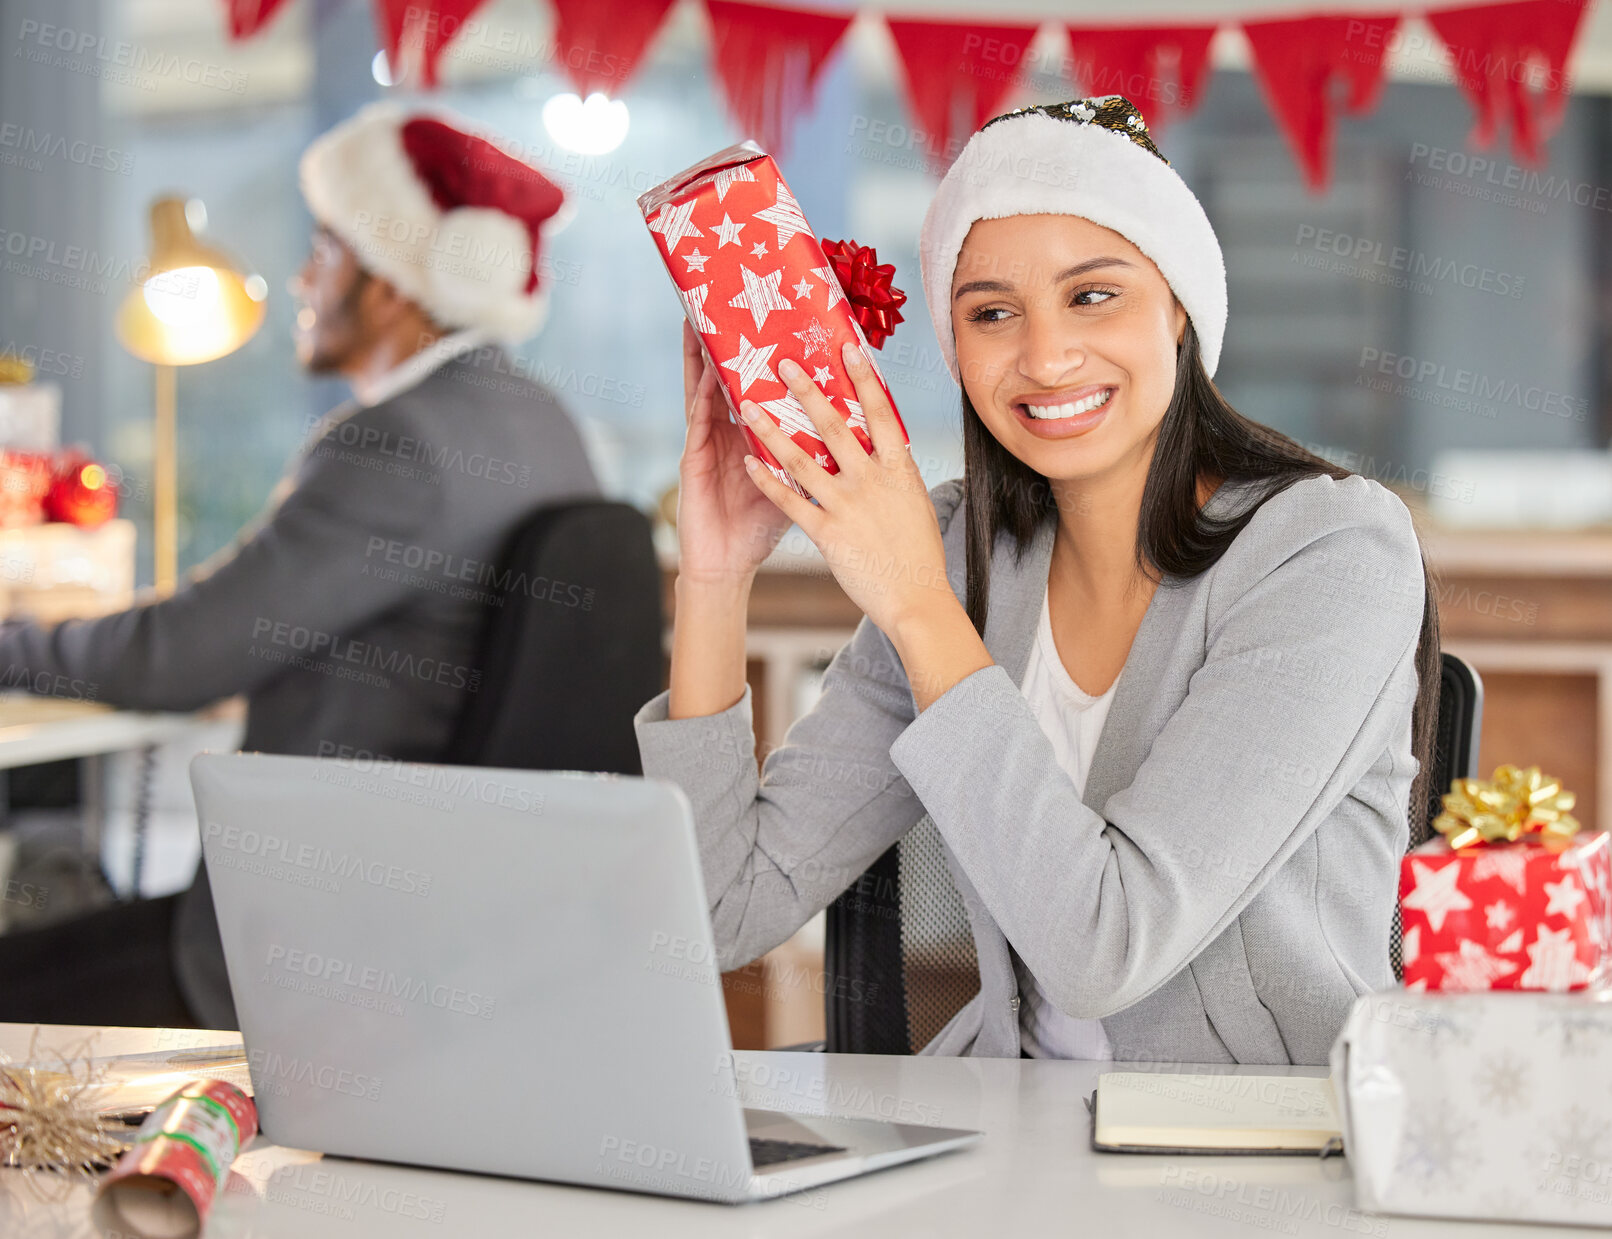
[3, 0, 1612, 1045]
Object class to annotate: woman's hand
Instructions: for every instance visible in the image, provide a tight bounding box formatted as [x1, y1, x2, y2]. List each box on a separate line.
[737, 340, 957, 641]
[674, 320, 794, 587]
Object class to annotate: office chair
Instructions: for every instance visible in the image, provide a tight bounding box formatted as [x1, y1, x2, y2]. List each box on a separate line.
[1388, 651, 1484, 979]
[816, 651, 1485, 1054]
[438, 500, 664, 775]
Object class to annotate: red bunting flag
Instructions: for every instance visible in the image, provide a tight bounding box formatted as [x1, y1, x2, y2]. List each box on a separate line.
[551, 0, 677, 98]
[1426, 0, 1590, 164]
[224, 0, 293, 39]
[217, 0, 1595, 186]
[702, 0, 853, 158]
[1243, 13, 1399, 192]
[372, 0, 490, 87]
[1064, 25, 1217, 128]
[885, 17, 1041, 170]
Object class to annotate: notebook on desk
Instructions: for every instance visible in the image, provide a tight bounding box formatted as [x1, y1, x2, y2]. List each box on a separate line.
[1090, 1071, 1341, 1155]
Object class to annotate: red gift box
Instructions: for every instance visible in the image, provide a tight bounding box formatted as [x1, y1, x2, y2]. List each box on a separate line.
[1399, 830, 1611, 991]
[639, 142, 908, 496]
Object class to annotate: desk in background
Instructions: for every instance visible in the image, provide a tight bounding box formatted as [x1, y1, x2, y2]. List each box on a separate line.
[0, 1022, 1573, 1238]
[0, 695, 228, 904]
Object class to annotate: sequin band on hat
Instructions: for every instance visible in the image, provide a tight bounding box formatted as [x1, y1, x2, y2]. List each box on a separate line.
[981, 95, 1168, 166]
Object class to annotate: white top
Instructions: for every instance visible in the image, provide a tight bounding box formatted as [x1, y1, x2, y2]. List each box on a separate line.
[351, 326, 490, 407]
[1014, 589, 1116, 1059]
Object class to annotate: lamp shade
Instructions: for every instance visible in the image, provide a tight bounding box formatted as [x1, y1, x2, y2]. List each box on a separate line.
[115, 197, 265, 366]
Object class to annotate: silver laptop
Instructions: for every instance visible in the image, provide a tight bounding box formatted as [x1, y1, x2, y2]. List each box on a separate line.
[192, 752, 979, 1203]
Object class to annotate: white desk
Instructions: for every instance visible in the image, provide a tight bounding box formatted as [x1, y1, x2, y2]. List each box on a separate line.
[0, 695, 227, 890]
[0, 695, 206, 771]
[0, 1023, 1576, 1238]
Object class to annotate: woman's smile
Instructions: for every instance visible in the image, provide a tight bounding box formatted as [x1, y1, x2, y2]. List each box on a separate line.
[1013, 384, 1117, 438]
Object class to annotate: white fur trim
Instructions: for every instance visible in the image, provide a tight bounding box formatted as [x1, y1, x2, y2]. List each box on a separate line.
[299, 102, 553, 343]
[919, 112, 1228, 380]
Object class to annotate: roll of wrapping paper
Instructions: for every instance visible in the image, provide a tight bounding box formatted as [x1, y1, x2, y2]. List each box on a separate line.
[93, 1080, 256, 1239]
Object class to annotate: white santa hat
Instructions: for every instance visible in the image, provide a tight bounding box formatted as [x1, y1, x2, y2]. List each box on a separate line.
[299, 102, 568, 344]
[919, 96, 1228, 379]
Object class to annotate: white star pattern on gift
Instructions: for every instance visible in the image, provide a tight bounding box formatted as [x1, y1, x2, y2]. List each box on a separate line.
[1471, 848, 1530, 895]
[812, 365, 832, 384]
[1485, 900, 1515, 931]
[1402, 859, 1474, 933]
[814, 452, 831, 466]
[792, 275, 815, 299]
[679, 283, 715, 333]
[812, 265, 846, 309]
[730, 264, 792, 331]
[751, 240, 769, 257]
[792, 317, 833, 358]
[714, 213, 746, 248]
[1433, 940, 1518, 989]
[841, 397, 866, 431]
[683, 248, 710, 273]
[1402, 924, 1421, 964]
[755, 181, 811, 250]
[1496, 928, 1523, 953]
[1543, 875, 1589, 920]
[1519, 925, 1591, 990]
[767, 459, 804, 496]
[712, 163, 755, 201]
[757, 393, 818, 439]
[650, 200, 703, 252]
[720, 334, 778, 393]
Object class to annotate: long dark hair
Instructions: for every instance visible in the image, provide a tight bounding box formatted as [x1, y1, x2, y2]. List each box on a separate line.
[960, 319, 1442, 833]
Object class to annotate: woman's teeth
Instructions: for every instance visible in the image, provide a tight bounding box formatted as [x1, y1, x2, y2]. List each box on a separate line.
[1023, 389, 1112, 420]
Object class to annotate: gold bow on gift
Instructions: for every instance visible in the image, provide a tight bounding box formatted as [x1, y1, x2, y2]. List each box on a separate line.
[1433, 763, 1582, 850]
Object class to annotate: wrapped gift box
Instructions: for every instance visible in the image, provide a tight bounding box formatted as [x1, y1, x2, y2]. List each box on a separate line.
[0, 376, 61, 452]
[0, 518, 136, 622]
[1332, 990, 1612, 1227]
[638, 142, 908, 495]
[1399, 831, 1610, 991]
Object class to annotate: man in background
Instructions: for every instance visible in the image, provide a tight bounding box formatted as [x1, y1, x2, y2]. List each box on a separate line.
[0, 103, 599, 1028]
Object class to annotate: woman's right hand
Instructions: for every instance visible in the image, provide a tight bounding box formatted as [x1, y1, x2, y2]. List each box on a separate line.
[674, 320, 794, 586]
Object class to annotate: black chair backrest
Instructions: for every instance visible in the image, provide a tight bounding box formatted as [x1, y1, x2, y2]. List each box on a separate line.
[438, 500, 663, 775]
[1420, 651, 1484, 845]
[822, 650, 1486, 1053]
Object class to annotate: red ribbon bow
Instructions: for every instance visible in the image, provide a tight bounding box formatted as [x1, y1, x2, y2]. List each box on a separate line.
[820, 239, 906, 349]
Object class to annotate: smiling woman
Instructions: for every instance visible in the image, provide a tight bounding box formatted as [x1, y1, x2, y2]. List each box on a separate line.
[637, 96, 1442, 1066]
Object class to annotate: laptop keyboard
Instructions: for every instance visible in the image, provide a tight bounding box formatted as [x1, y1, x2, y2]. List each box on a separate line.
[748, 1136, 846, 1168]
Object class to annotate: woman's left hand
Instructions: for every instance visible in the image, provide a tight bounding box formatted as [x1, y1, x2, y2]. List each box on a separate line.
[738, 341, 957, 639]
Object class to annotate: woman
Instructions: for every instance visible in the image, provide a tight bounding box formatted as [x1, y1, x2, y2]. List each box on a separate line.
[635, 97, 1438, 1064]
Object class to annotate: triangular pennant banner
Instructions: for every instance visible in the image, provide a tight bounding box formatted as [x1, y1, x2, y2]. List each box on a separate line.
[551, 0, 678, 98]
[885, 18, 1041, 169]
[703, 0, 853, 157]
[225, 0, 294, 39]
[1243, 13, 1399, 191]
[1064, 25, 1217, 128]
[372, 0, 490, 88]
[1426, 0, 1590, 164]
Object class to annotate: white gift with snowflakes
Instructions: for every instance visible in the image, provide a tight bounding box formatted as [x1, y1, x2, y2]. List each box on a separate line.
[1332, 990, 1612, 1227]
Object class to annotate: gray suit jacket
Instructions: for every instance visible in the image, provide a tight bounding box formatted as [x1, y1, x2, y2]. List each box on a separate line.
[635, 473, 1425, 1064]
[0, 347, 600, 1026]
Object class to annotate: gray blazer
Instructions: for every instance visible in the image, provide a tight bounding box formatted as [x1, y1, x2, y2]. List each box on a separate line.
[635, 473, 1425, 1064]
[0, 347, 600, 1026]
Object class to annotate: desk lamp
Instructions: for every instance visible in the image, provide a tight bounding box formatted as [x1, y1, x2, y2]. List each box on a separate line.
[115, 196, 265, 594]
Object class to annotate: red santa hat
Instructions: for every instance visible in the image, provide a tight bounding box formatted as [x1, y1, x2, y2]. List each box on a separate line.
[920, 96, 1228, 379]
[299, 103, 568, 343]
